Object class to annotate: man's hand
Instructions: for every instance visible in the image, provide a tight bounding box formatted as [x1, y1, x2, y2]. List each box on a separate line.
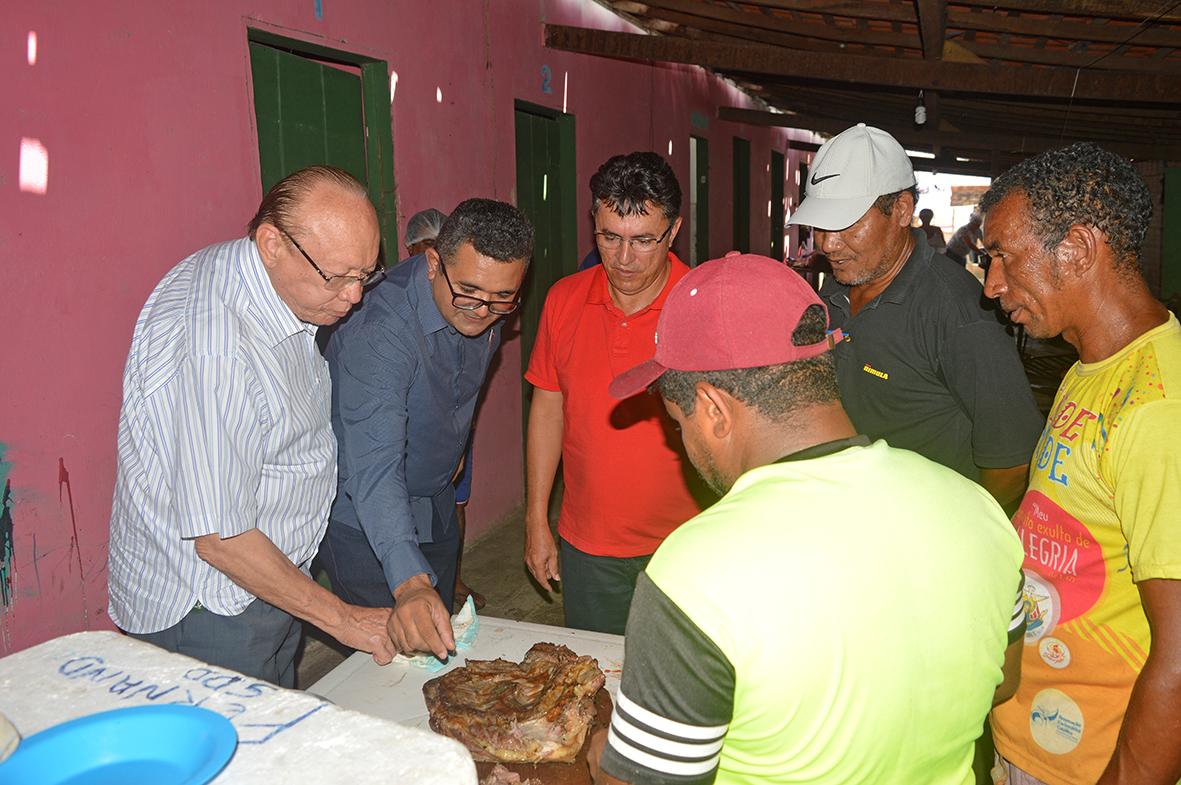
[195, 529, 398, 665]
[979, 465, 1029, 512]
[525, 387, 563, 591]
[524, 513, 560, 589]
[335, 605, 396, 665]
[1096, 578, 1181, 785]
[389, 573, 455, 659]
[587, 727, 629, 785]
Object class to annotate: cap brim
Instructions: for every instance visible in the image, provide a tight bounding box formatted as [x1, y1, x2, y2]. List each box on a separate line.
[609, 358, 669, 400]
[787, 193, 877, 231]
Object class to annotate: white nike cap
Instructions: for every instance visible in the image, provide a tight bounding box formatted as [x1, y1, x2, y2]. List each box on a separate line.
[788, 123, 916, 231]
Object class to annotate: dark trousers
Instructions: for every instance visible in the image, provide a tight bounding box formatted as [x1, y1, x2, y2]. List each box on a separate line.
[559, 538, 652, 635]
[129, 598, 301, 688]
[319, 506, 459, 612]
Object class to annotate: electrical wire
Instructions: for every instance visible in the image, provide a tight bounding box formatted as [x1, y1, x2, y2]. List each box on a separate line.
[1059, 0, 1181, 142]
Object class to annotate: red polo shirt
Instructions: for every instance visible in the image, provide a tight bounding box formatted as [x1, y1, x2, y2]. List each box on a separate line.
[525, 254, 704, 557]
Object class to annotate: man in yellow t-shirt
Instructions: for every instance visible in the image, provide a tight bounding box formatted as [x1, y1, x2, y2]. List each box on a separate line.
[981, 143, 1181, 785]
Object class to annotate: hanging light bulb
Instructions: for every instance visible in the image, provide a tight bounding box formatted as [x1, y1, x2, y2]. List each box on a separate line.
[914, 90, 927, 126]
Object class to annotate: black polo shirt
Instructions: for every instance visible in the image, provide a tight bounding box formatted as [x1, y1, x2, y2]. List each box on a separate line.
[820, 230, 1043, 482]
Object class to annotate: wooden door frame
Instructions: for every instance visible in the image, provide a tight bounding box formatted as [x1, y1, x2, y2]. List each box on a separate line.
[732, 136, 751, 254]
[513, 101, 578, 442]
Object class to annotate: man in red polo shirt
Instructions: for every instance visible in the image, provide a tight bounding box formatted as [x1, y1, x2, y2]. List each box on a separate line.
[524, 152, 709, 634]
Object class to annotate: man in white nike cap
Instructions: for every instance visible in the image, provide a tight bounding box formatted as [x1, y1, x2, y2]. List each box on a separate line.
[788, 124, 1041, 515]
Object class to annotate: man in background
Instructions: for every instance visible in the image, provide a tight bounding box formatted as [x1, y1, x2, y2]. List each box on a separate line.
[918, 207, 947, 253]
[108, 166, 395, 685]
[404, 208, 448, 258]
[948, 211, 985, 267]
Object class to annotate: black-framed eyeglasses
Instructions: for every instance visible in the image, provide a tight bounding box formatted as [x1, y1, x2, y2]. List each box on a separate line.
[437, 259, 520, 315]
[594, 222, 674, 254]
[281, 228, 385, 290]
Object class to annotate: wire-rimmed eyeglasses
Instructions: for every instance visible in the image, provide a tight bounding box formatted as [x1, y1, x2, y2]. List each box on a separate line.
[281, 228, 385, 290]
[593, 222, 674, 254]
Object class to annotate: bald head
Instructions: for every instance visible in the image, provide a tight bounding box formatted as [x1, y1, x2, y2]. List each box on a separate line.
[252, 167, 381, 326]
[248, 165, 371, 240]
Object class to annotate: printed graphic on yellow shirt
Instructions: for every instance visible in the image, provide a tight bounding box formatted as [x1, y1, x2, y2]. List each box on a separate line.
[1030, 689, 1085, 754]
[1014, 490, 1106, 632]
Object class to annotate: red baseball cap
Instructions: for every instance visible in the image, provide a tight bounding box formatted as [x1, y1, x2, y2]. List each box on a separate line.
[608, 253, 842, 399]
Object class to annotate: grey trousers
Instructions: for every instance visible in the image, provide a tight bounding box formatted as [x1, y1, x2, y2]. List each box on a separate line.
[559, 538, 652, 635]
[129, 598, 301, 688]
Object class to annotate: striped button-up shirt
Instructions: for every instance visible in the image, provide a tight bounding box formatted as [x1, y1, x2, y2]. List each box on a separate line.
[108, 238, 336, 633]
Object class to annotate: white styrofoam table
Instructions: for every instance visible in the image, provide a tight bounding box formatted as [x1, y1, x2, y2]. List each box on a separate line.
[0, 631, 475, 784]
[309, 617, 625, 731]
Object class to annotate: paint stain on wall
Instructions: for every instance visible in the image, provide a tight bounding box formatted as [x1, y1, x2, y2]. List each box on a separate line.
[58, 457, 88, 625]
[0, 446, 14, 608]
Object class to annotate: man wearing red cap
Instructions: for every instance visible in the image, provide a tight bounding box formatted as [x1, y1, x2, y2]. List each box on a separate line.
[589, 254, 1026, 785]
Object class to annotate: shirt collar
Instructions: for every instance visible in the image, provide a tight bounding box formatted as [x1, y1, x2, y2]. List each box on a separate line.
[822, 229, 929, 310]
[408, 254, 450, 335]
[588, 251, 690, 314]
[237, 238, 314, 347]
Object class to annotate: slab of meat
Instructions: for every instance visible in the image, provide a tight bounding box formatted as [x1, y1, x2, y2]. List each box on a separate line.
[423, 642, 606, 764]
[478, 764, 541, 785]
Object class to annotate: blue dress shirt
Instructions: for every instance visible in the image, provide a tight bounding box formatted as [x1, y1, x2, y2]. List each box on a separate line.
[324, 254, 500, 592]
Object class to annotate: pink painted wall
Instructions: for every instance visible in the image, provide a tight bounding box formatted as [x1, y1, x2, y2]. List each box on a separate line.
[1, 0, 817, 655]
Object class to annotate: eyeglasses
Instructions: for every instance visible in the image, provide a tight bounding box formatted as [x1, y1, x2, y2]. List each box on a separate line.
[594, 222, 674, 254]
[281, 229, 385, 290]
[437, 258, 519, 315]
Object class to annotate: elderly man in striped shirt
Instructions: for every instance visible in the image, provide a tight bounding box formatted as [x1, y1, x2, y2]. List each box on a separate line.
[107, 166, 396, 686]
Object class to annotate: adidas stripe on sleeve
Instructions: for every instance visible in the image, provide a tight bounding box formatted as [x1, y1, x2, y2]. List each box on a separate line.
[600, 573, 735, 785]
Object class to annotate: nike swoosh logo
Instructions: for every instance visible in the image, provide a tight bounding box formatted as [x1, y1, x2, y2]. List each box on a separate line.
[810, 173, 840, 185]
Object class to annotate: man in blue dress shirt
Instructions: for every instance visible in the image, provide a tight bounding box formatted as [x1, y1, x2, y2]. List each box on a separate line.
[321, 198, 532, 658]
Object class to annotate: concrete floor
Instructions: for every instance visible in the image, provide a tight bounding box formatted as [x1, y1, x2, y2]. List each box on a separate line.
[296, 512, 563, 688]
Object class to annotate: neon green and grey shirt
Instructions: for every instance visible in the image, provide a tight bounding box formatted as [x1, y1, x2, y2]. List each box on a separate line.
[601, 438, 1025, 785]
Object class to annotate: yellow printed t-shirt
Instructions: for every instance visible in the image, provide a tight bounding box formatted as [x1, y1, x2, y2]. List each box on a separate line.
[991, 314, 1181, 785]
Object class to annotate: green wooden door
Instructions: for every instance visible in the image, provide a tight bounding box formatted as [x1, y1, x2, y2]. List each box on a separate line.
[514, 105, 577, 422]
[770, 150, 786, 260]
[732, 137, 751, 253]
[248, 37, 397, 254]
[250, 43, 367, 191]
[689, 136, 710, 265]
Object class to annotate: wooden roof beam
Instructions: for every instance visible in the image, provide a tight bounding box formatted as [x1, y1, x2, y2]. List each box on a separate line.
[544, 24, 1181, 103]
[738, 1, 915, 25]
[959, 40, 1181, 73]
[638, 0, 920, 49]
[718, 106, 1181, 160]
[632, 3, 913, 52]
[946, 7, 1181, 46]
[915, 0, 947, 60]
[952, 0, 1181, 24]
